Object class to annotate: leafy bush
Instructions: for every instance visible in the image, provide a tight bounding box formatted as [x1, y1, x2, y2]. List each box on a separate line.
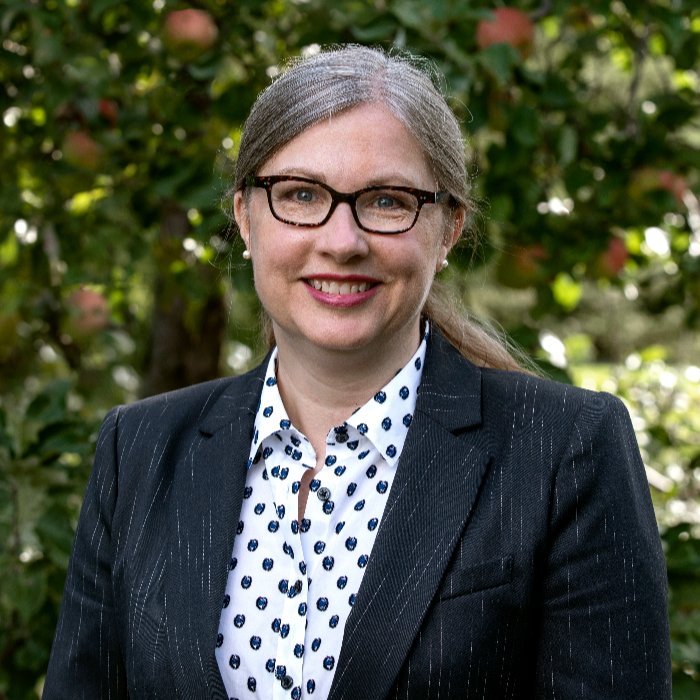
[573, 360, 700, 694]
[0, 382, 96, 699]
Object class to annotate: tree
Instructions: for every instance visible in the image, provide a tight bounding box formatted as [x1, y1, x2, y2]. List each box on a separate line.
[1, 1, 698, 696]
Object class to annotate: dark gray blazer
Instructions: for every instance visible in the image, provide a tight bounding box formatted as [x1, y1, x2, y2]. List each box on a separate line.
[44, 331, 671, 698]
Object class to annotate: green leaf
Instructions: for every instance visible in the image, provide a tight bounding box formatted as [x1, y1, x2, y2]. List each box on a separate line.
[351, 19, 398, 42]
[551, 273, 583, 311]
[511, 105, 540, 147]
[476, 44, 519, 85]
[36, 506, 76, 567]
[2, 569, 47, 625]
[558, 125, 578, 167]
[24, 381, 71, 428]
[88, 0, 124, 21]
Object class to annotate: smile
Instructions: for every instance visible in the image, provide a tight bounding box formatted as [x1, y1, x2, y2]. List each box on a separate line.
[307, 279, 374, 295]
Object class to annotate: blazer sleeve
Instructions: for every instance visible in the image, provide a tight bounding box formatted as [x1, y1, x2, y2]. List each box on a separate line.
[43, 407, 128, 699]
[535, 392, 672, 698]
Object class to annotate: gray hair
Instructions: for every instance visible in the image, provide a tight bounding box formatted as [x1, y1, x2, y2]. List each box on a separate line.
[232, 44, 471, 221]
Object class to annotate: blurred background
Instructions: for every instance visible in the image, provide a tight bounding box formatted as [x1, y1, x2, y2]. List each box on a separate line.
[1, 0, 698, 696]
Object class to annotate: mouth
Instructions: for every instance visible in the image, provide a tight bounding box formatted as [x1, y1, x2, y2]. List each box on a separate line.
[306, 278, 376, 295]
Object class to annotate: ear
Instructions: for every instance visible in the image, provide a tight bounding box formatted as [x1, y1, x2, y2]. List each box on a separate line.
[233, 190, 251, 250]
[439, 205, 466, 260]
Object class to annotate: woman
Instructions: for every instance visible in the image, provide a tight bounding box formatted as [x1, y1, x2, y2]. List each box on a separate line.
[45, 45, 671, 699]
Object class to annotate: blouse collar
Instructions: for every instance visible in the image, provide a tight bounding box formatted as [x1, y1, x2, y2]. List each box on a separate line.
[248, 327, 429, 470]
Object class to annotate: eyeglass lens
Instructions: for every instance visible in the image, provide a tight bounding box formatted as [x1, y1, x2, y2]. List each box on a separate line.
[269, 179, 420, 233]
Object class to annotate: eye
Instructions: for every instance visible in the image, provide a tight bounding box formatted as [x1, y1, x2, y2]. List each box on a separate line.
[375, 194, 398, 209]
[293, 188, 315, 203]
[278, 186, 316, 203]
[272, 180, 326, 206]
[365, 189, 416, 212]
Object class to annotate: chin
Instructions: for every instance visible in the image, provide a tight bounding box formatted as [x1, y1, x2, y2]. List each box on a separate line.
[274, 320, 386, 355]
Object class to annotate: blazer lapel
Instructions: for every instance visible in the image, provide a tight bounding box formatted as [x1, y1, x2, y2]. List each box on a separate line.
[166, 361, 267, 698]
[329, 333, 492, 700]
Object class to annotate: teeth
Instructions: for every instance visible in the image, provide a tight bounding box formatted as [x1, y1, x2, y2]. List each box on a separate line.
[309, 279, 371, 295]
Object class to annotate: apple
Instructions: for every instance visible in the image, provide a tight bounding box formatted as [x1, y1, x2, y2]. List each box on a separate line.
[65, 288, 109, 339]
[163, 9, 218, 59]
[476, 7, 535, 57]
[657, 170, 688, 205]
[62, 130, 104, 170]
[629, 167, 688, 205]
[592, 237, 628, 279]
[495, 244, 549, 289]
[98, 98, 119, 127]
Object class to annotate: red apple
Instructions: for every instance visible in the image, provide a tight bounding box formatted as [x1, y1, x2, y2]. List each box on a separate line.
[62, 131, 104, 170]
[163, 9, 218, 59]
[630, 167, 688, 205]
[496, 244, 549, 288]
[592, 237, 628, 279]
[657, 170, 687, 205]
[476, 7, 535, 57]
[98, 98, 119, 127]
[65, 288, 109, 339]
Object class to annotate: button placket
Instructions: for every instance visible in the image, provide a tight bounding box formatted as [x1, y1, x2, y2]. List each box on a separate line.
[274, 572, 306, 699]
[267, 439, 309, 700]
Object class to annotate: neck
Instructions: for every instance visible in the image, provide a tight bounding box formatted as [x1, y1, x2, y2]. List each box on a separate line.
[273, 327, 421, 454]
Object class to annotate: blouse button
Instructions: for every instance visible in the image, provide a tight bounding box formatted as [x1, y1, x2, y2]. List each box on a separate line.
[281, 675, 294, 690]
[317, 487, 331, 502]
[294, 579, 303, 594]
[335, 432, 348, 443]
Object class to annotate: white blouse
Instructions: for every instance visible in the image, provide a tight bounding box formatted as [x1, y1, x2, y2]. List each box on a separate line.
[216, 331, 427, 699]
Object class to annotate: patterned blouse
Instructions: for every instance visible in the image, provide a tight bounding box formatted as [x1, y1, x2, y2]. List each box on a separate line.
[216, 330, 428, 699]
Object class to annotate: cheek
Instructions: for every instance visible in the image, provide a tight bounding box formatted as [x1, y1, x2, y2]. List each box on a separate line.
[414, 220, 447, 266]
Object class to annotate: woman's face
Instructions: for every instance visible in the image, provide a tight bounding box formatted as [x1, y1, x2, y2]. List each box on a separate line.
[235, 102, 463, 364]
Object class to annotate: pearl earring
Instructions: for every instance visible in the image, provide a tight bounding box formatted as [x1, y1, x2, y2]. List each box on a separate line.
[242, 249, 251, 260]
[440, 259, 449, 270]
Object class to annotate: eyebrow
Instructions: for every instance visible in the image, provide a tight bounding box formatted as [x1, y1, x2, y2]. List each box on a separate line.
[267, 166, 432, 190]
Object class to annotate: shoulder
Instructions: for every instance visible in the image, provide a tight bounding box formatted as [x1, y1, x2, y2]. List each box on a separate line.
[113, 375, 232, 427]
[480, 365, 626, 421]
[477, 365, 641, 489]
[421, 330, 629, 440]
[427, 325, 623, 423]
[481, 365, 593, 409]
[480, 365, 629, 437]
[110, 358, 268, 436]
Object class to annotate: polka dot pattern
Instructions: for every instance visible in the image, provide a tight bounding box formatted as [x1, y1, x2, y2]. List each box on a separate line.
[216, 331, 428, 698]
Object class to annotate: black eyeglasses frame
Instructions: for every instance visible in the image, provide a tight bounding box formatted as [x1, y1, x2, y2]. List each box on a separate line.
[244, 174, 452, 234]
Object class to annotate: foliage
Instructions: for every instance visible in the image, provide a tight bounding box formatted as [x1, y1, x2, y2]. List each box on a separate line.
[573, 361, 700, 693]
[1, 0, 698, 696]
[0, 382, 95, 699]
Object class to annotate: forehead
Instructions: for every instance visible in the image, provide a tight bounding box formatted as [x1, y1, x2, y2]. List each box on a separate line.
[259, 103, 434, 187]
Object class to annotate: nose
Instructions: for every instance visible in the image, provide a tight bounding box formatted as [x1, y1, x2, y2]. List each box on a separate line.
[315, 201, 370, 261]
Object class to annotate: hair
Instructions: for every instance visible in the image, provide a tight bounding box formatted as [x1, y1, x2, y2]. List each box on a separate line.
[226, 44, 529, 373]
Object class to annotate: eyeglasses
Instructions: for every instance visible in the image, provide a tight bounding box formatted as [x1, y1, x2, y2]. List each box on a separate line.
[245, 175, 451, 234]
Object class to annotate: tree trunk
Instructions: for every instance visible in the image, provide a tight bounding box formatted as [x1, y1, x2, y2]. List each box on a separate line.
[140, 202, 225, 398]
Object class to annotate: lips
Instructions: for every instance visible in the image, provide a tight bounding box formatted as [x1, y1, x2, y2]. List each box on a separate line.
[303, 276, 380, 307]
[307, 279, 373, 295]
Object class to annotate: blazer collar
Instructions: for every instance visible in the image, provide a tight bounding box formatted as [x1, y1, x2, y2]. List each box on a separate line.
[412, 328, 482, 431]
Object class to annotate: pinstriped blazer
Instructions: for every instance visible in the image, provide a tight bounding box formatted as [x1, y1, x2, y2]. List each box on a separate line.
[44, 330, 671, 699]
